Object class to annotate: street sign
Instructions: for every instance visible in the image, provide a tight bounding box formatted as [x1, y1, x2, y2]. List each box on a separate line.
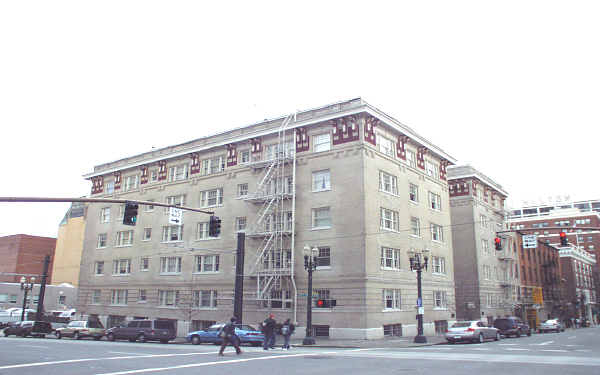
[168, 207, 183, 225]
[418, 307, 424, 315]
[523, 234, 537, 249]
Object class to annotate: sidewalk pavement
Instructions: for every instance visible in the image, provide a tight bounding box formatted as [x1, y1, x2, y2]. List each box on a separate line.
[288, 335, 447, 348]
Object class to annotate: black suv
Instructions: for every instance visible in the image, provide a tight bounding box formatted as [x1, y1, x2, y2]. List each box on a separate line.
[493, 317, 531, 337]
[3, 321, 52, 338]
[105, 319, 176, 344]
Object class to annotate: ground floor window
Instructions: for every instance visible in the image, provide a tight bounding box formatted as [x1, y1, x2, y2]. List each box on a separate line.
[107, 315, 126, 329]
[191, 320, 216, 331]
[383, 323, 402, 336]
[434, 320, 448, 334]
[313, 325, 330, 337]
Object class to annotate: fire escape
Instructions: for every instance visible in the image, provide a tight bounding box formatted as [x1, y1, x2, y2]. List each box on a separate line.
[242, 115, 298, 320]
[498, 235, 520, 312]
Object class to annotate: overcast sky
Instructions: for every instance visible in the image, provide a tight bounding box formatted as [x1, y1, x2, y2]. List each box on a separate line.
[1, 1, 599, 238]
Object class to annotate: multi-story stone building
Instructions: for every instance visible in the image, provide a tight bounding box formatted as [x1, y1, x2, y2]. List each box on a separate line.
[78, 98, 457, 339]
[448, 165, 519, 324]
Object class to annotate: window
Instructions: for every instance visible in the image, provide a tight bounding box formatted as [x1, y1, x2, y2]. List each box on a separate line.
[112, 259, 131, 275]
[482, 265, 491, 280]
[433, 290, 447, 308]
[316, 247, 331, 267]
[92, 290, 101, 304]
[116, 230, 134, 246]
[312, 207, 331, 229]
[481, 239, 490, 255]
[314, 289, 333, 308]
[200, 188, 224, 208]
[193, 290, 218, 308]
[239, 150, 250, 164]
[196, 222, 218, 239]
[162, 225, 183, 242]
[145, 200, 155, 212]
[100, 207, 111, 223]
[195, 255, 220, 272]
[168, 163, 189, 182]
[429, 192, 442, 211]
[480, 215, 488, 228]
[409, 184, 419, 203]
[380, 208, 399, 231]
[150, 169, 158, 182]
[166, 195, 186, 212]
[137, 289, 147, 303]
[237, 183, 248, 197]
[140, 257, 150, 272]
[379, 171, 398, 195]
[383, 289, 401, 310]
[142, 228, 152, 241]
[312, 170, 331, 192]
[94, 261, 104, 275]
[313, 133, 331, 153]
[111, 289, 128, 305]
[97, 233, 107, 248]
[430, 223, 443, 242]
[383, 324, 403, 337]
[425, 160, 439, 179]
[411, 217, 421, 237]
[262, 249, 292, 271]
[379, 136, 395, 157]
[381, 247, 401, 269]
[106, 181, 114, 194]
[432, 256, 446, 274]
[406, 150, 416, 168]
[160, 256, 182, 274]
[158, 290, 179, 307]
[123, 175, 139, 192]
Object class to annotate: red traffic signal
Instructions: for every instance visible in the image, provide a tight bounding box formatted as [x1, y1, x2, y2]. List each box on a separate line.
[317, 299, 324, 307]
[560, 231, 568, 246]
[494, 237, 502, 251]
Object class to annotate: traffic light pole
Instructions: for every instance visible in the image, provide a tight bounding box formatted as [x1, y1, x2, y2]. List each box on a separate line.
[35, 255, 51, 321]
[233, 233, 245, 324]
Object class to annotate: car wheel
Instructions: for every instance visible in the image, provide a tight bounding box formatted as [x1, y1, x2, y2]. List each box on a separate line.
[160, 339, 168, 344]
[74, 332, 81, 340]
[94, 336, 101, 341]
[56, 331, 62, 339]
[137, 334, 146, 343]
[191, 336, 201, 345]
[107, 333, 115, 342]
[515, 330, 521, 338]
[3, 331, 9, 337]
[495, 332, 500, 341]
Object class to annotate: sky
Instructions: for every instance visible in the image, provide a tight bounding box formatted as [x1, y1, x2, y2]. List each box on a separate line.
[1, 1, 599, 238]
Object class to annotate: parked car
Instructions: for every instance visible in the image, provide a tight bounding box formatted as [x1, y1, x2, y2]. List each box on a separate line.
[3, 321, 52, 338]
[493, 317, 531, 337]
[55, 320, 105, 340]
[445, 321, 500, 344]
[539, 319, 564, 333]
[186, 323, 264, 346]
[105, 319, 176, 344]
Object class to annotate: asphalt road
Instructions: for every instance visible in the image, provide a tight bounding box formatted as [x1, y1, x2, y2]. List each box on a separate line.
[0, 328, 598, 375]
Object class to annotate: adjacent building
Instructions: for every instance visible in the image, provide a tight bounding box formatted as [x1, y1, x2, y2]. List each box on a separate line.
[0, 234, 56, 284]
[52, 201, 87, 286]
[78, 98, 458, 338]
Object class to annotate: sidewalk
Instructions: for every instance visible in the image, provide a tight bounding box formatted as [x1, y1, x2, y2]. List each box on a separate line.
[288, 335, 447, 349]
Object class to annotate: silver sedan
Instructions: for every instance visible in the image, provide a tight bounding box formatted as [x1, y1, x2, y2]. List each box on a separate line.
[446, 321, 501, 344]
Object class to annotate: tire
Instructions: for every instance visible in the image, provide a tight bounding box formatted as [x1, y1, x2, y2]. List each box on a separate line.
[3, 331, 9, 337]
[74, 332, 81, 340]
[527, 330, 532, 337]
[160, 339, 168, 344]
[107, 333, 115, 342]
[495, 332, 500, 341]
[515, 330, 521, 338]
[191, 336, 201, 345]
[93, 336, 101, 341]
[137, 334, 146, 343]
[56, 331, 62, 339]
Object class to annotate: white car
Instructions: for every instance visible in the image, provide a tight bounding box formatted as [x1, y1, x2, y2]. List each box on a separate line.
[446, 321, 501, 344]
[539, 319, 564, 333]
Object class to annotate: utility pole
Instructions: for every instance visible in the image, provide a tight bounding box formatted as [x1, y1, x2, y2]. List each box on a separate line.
[35, 255, 51, 321]
[233, 233, 245, 324]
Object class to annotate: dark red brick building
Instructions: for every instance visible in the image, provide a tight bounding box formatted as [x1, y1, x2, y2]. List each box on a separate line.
[0, 234, 56, 283]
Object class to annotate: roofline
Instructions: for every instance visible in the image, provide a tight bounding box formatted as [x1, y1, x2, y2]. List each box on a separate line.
[447, 166, 509, 198]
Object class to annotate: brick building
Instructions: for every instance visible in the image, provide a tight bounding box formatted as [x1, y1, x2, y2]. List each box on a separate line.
[0, 234, 56, 283]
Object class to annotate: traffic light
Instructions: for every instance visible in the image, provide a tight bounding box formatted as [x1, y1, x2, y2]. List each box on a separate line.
[122, 202, 138, 226]
[494, 237, 502, 251]
[315, 299, 336, 308]
[560, 231, 568, 246]
[209, 215, 221, 237]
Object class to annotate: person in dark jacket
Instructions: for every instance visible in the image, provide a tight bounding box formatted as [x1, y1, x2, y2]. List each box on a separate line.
[218, 317, 242, 356]
[281, 318, 295, 350]
[262, 313, 276, 350]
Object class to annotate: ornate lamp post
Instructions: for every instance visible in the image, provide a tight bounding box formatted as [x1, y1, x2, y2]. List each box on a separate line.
[409, 248, 429, 343]
[303, 245, 318, 345]
[20, 276, 35, 321]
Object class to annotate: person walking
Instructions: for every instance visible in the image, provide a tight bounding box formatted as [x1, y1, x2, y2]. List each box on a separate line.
[281, 319, 295, 350]
[218, 317, 242, 356]
[262, 313, 276, 350]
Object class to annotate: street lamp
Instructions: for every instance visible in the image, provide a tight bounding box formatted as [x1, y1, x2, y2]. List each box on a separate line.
[409, 248, 429, 343]
[303, 244, 319, 345]
[20, 276, 35, 321]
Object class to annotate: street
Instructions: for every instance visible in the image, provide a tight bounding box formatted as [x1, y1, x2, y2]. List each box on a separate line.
[0, 328, 598, 375]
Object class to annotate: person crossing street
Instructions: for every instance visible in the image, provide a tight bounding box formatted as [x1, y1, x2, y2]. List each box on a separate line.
[218, 317, 242, 356]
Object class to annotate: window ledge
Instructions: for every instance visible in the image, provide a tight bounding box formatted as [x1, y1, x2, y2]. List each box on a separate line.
[311, 226, 332, 231]
[380, 227, 400, 233]
[379, 190, 400, 198]
[316, 266, 331, 271]
[433, 307, 448, 311]
[380, 267, 402, 271]
[432, 272, 447, 277]
[409, 200, 419, 206]
[159, 272, 182, 276]
[313, 188, 332, 193]
[112, 274, 130, 277]
[194, 307, 218, 310]
[115, 245, 133, 248]
[161, 240, 184, 244]
[382, 308, 402, 312]
[192, 271, 220, 275]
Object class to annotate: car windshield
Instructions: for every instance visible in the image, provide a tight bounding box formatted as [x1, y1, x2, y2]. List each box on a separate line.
[88, 320, 104, 328]
[237, 325, 257, 331]
[544, 320, 557, 324]
[451, 322, 472, 328]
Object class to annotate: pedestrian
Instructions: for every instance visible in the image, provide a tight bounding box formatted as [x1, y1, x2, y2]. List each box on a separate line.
[262, 313, 276, 350]
[281, 318, 295, 350]
[218, 317, 242, 356]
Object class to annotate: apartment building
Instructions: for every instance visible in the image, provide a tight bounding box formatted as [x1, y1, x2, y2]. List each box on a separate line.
[447, 165, 519, 324]
[78, 98, 457, 339]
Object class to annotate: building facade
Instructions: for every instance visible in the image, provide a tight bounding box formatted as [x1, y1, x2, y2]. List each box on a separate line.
[78, 98, 458, 339]
[52, 202, 87, 286]
[448, 166, 519, 324]
[0, 234, 56, 284]
[0, 282, 77, 313]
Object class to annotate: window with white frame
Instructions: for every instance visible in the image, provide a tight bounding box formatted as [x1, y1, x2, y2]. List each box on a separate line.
[168, 163, 189, 182]
[150, 169, 158, 182]
[239, 149, 250, 164]
[312, 207, 331, 229]
[481, 239, 490, 255]
[425, 160, 439, 179]
[97, 233, 107, 248]
[94, 261, 104, 275]
[195, 255, 219, 272]
[142, 228, 152, 241]
[383, 289, 401, 310]
[316, 247, 331, 267]
[430, 223, 443, 242]
[312, 170, 331, 192]
[411, 217, 421, 237]
[138, 289, 147, 303]
[92, 290, 101, 304]
[123, 175, 139, 192]
[313, 133, 331, 153]
[212, 156, 226, 174]
[100, 207, 111, 223]
[158, 290, 179, 307]
[237, 183, 248, 197]
[165, 195, 186, 213]
[433, 290, 447, 308]
[140, 257, 150, 271]
[406, 150, 416, 168]
[196, 222, 218, 239]
[193, 290, 218, 308]
[432, 256, 446, 274]
[112, 259, 131, 275]
[428, 192, 442, 211]
[380, 208, 399, 231]
[236, 217, 247, 232]
[162, 225, 183, 242]
[381, 247, 401, 269]
[409, 183, 419, 203]
[379, 171, 398, 195]
[160, 256, 182, 274]
[116, 230, 134, 246]
[480, 215, 488, 228]
[379, 136, 395, 157]
[111, 289, 128, 305]
[200, 188, 224, 208]
[106, 181, 114, 194]
[482, 264, 491, 280]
